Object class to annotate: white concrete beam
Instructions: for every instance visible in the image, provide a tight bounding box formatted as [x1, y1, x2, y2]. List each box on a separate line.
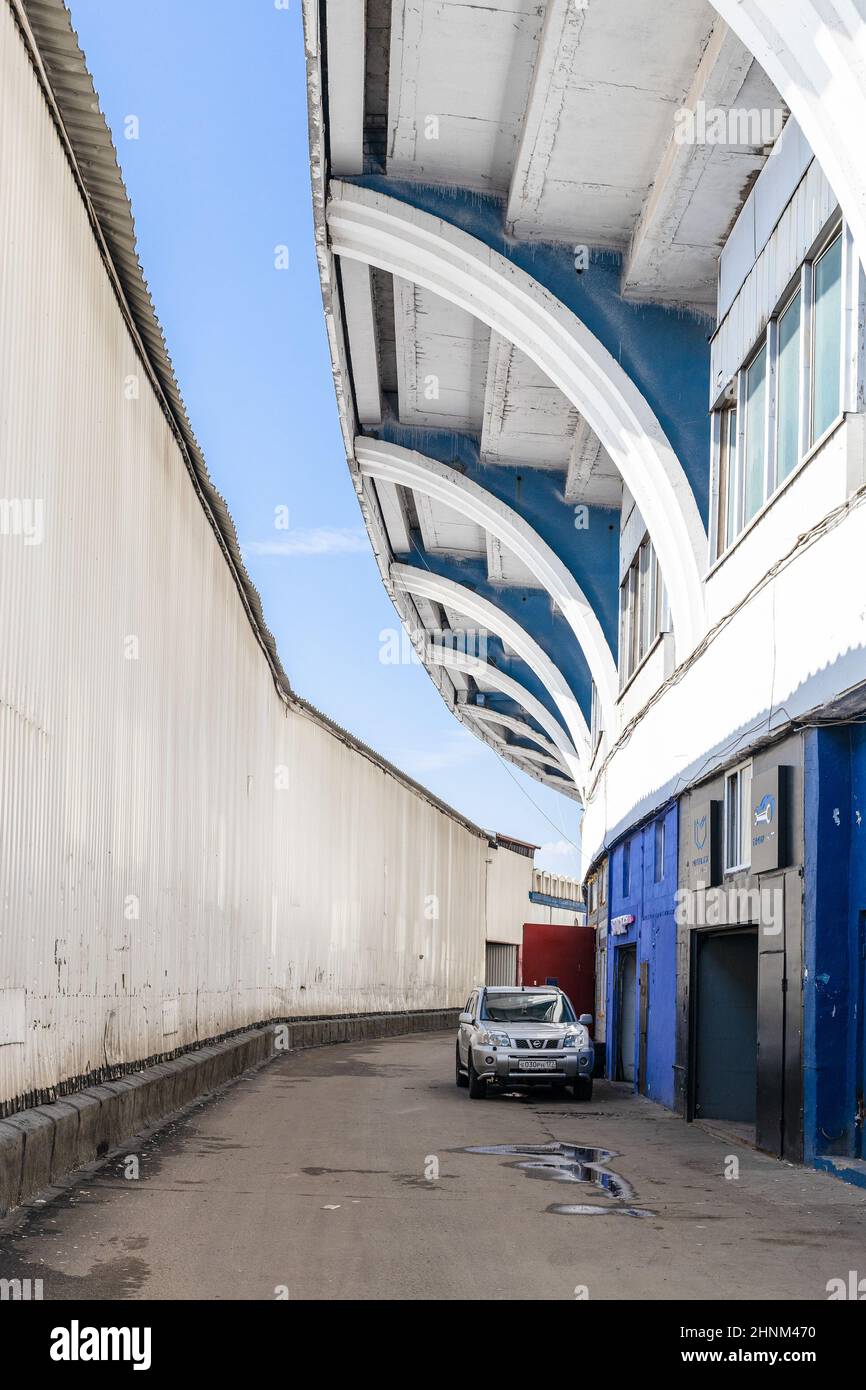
[486, 530, 505, 583]
[505, 0, 587, 237]
[355, 437, 618, 738]
[339, 257, 382, 425]
[480, 330, 512, 464]
[374, 477, 411, 553]
[324, 0, 366, 176]
[564, 417, 622, 507]
[329, 182, 707, 657]
[623, 19, 759, 303]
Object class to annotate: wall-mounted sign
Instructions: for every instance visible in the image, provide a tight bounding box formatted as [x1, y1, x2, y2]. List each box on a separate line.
[751, 766, 790, 873]
[687, 798, 722, 887]
[610, 914, 635, 936]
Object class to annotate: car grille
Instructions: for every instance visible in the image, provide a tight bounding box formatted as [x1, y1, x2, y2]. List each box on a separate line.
[514, 1038, 560, 1050]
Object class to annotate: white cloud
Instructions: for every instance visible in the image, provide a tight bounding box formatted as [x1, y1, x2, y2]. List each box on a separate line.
[244, 527, 369, 557]
[401, 730, 485, 775]
[534, 839, 583, 882]
[538, 839, 574, 858]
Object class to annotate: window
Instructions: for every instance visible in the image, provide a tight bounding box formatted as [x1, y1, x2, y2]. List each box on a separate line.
[743, 343, 767, 524]
[715, 406, 738, 555]
[619, 536, 667, 685]
[622, 840, 631, 897]
[711, 223, 846, 558]
[481, 991, 575, 1024]
[654, 817, 665, 883]
[724, 762, 753, 872]
[590, 681, 603, 753]
[587, 876, 598, 913]
[776, 288, 802, 483]
[600, 858, 608, 907]
[812, 232, 843, 443]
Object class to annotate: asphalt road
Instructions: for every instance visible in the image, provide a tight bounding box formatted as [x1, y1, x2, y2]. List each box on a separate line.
[1, 1031, 865, 1300]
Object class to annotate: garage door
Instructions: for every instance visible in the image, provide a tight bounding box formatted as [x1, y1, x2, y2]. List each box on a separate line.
[485, 942, 517, 986]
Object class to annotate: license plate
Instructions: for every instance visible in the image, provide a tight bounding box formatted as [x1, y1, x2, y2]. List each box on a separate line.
[517, 1058, 556, 1072]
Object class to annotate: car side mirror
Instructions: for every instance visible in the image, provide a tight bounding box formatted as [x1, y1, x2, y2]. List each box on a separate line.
[579, 1013, 593, 1028]
[459, 1011, 473, 1025]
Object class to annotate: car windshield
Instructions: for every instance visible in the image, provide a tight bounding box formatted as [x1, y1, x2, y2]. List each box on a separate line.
[481, 991, 575, 1024]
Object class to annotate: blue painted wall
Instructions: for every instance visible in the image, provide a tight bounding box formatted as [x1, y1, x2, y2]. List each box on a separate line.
[606, 804, 679, 1108]
[804, 726, 866, 1167]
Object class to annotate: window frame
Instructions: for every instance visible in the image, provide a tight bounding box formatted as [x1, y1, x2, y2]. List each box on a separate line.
[810, 228, 845, 448]
[653, 816, 665, 883]
[618, 534, 667, 688]
[724, 761, 753, 874]
[590, 680, 603, 754]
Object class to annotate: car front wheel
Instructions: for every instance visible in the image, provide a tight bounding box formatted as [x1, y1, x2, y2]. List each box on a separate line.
[467, 1054, 487, 1099]
[573, 1076, 593, 1102]
[455, 1043, 468, 1087]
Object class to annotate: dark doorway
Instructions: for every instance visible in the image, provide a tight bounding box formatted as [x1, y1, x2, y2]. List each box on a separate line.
[616, 945, 637, 1084]
[694, 928, 758, 1124]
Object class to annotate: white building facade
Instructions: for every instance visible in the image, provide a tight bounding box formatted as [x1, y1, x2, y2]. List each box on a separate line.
[308, 0, 866, 1182]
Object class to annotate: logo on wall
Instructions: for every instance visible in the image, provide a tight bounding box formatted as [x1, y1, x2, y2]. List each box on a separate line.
[754, 793, 775, 827]
[693, 814, 708, 851]
[610, 913, 635, 936]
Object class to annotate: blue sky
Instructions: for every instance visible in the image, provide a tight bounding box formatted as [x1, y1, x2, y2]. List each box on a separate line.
[67, 0, 583, 877]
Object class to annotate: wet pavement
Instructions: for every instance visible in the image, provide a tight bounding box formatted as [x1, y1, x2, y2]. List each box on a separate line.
[1, 1031, 865, 1300]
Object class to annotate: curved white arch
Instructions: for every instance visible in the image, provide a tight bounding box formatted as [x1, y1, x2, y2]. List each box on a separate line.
[391, 562, 591, 765]
[712, 0, 866, 268]
[461, 711, 570, 788]
[457, 705, 566, 770]
[426, 645, 585, 789]
[358, 438, 617, 737]
[330, 181, 706, 655]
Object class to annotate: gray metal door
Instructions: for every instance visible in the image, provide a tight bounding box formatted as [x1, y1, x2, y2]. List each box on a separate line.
[694, 929, 758, 1122]
[617, 946, 637, 1084]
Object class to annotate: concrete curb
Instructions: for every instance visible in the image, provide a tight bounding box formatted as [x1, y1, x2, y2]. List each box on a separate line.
[0, 1009, 458, 1216]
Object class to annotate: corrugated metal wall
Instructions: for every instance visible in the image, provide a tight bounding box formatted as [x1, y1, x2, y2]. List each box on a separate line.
[484, 943, 517, 986]
[0, 2, 492, 1110]
[485, 845, 533, 946]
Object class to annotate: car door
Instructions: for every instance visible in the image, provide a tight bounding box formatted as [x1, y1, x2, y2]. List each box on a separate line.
[459, 991, 477, 1065]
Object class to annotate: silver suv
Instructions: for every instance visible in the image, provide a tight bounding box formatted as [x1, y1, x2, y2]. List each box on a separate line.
[455, 985, 594, 1101]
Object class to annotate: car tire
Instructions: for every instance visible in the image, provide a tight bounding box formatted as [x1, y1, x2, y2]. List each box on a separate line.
[456, 1043, 468, 1087]
[573, 1076, 593, 1102]
[467, 1054, 487, 1099]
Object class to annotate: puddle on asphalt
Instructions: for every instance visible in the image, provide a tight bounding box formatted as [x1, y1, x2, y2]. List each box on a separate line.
[463, 1142, 651, 1218]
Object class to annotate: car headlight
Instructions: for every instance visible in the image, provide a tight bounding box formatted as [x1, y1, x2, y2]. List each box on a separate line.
[477, 1028, 511, 1046]
[562, 1028, 588, 1049]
